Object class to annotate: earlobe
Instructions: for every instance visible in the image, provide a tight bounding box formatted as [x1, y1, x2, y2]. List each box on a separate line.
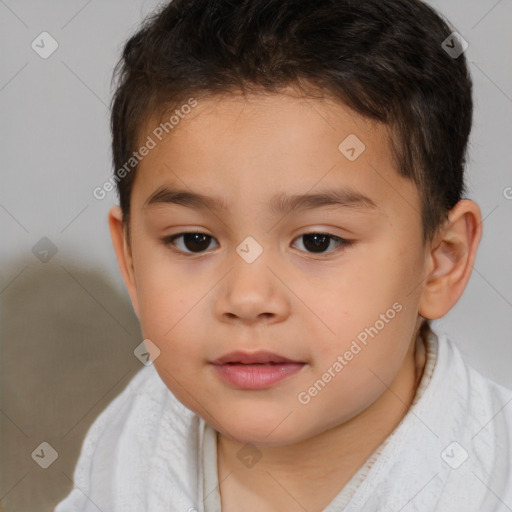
[108, 206, 140, 318]
[418, 200, 482, 320]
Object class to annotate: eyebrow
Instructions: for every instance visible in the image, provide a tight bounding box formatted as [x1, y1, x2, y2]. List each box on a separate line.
[144, 185, 377, 215]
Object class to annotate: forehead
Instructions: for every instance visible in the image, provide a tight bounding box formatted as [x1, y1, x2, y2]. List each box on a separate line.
[132, 91, 420, 223]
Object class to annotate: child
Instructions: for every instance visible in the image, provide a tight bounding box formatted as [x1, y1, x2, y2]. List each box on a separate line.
[55, 0, 512, 510]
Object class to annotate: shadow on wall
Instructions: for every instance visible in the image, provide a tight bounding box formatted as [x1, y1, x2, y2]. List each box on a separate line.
[0, 259, 143, 512]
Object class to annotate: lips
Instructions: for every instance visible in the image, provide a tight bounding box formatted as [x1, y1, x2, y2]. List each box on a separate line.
[211, 350, 302, 365]
[210, 351, 306, 389]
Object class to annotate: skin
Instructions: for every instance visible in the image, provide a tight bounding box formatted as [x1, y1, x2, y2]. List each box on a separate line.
[108, 88, 482, 511]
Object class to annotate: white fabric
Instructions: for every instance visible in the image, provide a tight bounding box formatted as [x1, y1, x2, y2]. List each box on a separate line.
[54, 331, 512, 512]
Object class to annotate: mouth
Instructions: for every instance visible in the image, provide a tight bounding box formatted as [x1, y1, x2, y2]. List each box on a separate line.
[211, 350, 303, 365]
[210, 351, 306, 389]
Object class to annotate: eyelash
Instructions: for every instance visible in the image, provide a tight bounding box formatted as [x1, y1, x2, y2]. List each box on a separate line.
[161, 231, 354, 257]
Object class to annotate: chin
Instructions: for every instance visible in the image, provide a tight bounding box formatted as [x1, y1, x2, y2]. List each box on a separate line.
[212, 413, 316, 448]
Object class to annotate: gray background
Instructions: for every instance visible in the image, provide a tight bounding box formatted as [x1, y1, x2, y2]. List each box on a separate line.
[0, 0, 511, 510]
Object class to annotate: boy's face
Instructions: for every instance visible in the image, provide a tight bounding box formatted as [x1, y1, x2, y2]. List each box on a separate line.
[116, 90, 431, 446]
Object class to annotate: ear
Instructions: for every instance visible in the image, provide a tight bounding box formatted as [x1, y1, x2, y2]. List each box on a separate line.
[108, 206, 140, 318]
[418, 199, 482, 319]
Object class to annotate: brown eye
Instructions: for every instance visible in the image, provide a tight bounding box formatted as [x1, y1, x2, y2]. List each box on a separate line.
[163, 233, 219, 253]
[292, 233, 352, 254]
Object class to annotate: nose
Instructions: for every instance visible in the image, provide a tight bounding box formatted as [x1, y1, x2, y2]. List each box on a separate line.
[214, 250, 290, 326]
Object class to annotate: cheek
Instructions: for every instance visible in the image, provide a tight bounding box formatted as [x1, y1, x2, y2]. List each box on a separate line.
[133, 262, 206, 370]
[303, 251, 419, 379]
[298, 310, 413, 430]
[304, 258, 400, 335]
[132, 240, 192, 332]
